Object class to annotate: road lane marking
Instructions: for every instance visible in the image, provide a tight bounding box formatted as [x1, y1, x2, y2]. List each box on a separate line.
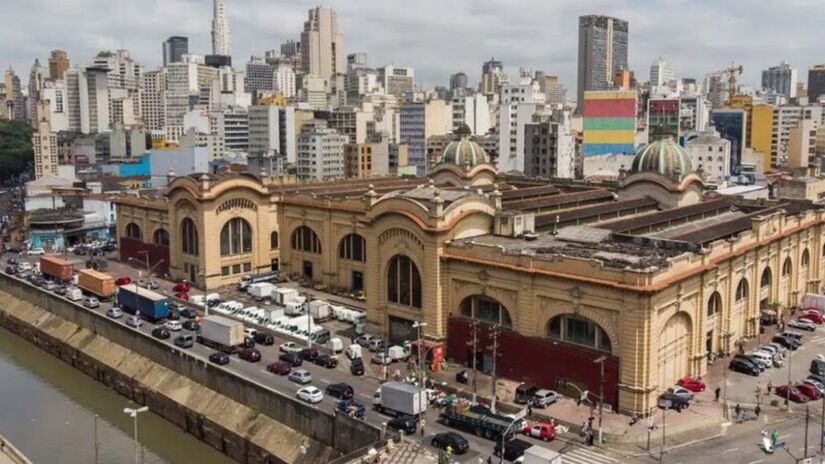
[779, 434, 791, 439]
[319, 378, 330, 384]
[722, 448, 738, 454]
[747, 460, 764, 464]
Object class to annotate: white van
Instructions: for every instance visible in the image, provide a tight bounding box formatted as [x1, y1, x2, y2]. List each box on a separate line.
[66, 288, 83, 301]
[327, 337, 343, 353]
[346, 344, 362, 360]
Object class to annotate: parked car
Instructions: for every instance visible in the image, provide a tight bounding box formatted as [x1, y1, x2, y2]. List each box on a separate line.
[165, 320, 183, 331]
[794, 382, 822, 400]
[325, 383, 354, 400]
[494, 438, 533, 461]
[115, 276, 132, 286]
[182, 320, 199, 331]
[145, 281, 160, 290]
[151, 327, 171, 339]
[677, 376, 706, 392]
[350, 358, 365, 376]
[84, 297, 100, 309]
[522, 421, 556, 442]
[298, 348, 319, 362]
[175, 292, 189, 300]
[172, 281, 191, 293]
[314, 354, 338, 368]
[280, 342, 301, 354]
[368, 338, 385, 353]
[106, 307, 124, 319]
[355, 334, 374, 348]
[811, 360, 825, 376]
[266, 361, 292, 375]
[430, 432, 469, 455]
[209, 352, 230, 365]
[125, 315, 143, 328]
[279, 352, 303, 367]
[28, 247, 45, 255]
[665, 386, 694, 401]
[371, 352, 392, 365]
[803, 379, 825, 396]
[253, 332, 274, 346]
[800, 311, 824, 324]
[166, 309, 180, 321]
[772, 335, 800, 350]
[658, 392, 690, 411]
[532, 389, 558, 407]
[776, 384, 810, 403]
[296, 386, 324, 404]
[335, 399, 366, 419]
[174, 334, 194, 348]
[238, 348, 262, 363]
[789, 319, 817, 331]
[288, 368, 312, 384]
[387, 416, 417, 434]
[4, 266, 16, 274]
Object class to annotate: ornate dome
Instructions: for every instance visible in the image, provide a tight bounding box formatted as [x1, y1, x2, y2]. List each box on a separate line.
[440, 124, 488, 167]
[630, 138, 692, 178]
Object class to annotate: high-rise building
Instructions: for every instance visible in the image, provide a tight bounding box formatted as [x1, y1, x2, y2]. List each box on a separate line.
[450, 93, 490, 135]
[163, 36, 189, 66]
[788, 119, 819, 169]
[761, 61, 797, 100]
[750, 104, 774, 171]
[809, 64, 825, 103]
[248, 105, 297, 161]
[3, 68, 25, 121]
[576, 15, 629, 108]
[684, 129, 730, 184]
[449, 72, 468, 91]
[28, 59, 48, 124]
[480, 58, 505, 97]
[32, 100, 58, 179]
[705, 74, 726, 109]
[649, 58, 674, 87]
[540, 75, 567, 106]
[497, 79, 549, 172]
[524, 113, 575, 179]
[211, 0, 231, 57]
[274, 65, 297, 99]
[297, 122, 348, 180]
[300, 6, 345, 83]
[772, 105, 823, 166]
[710, 109, 746, 174]
[400, 99, 452, 175]
[211, 106, 249, 153]
[378, 65, 414, 98]
[678, 95, 710, 134]
[245, 57, 274, 96]
[141, 69, 166, 132]
[48, 50, 69, 80]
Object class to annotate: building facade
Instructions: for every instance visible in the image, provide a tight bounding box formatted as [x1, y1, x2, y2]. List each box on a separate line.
[163, 36, 189, 66]
[211, 0, 231, 57]
[582, 90, 636, 156]
[762, 61, 797, 101]
[301, 6, 344, 83]
[576, 15, 629, 108]
[807, 64, 825, 103]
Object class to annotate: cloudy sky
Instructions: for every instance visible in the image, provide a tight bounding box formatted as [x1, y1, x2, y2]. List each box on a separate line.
[3, 0, 824, 92]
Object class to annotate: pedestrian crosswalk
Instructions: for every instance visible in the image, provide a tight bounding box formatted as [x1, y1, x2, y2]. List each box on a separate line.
[561, 447, 622, 464]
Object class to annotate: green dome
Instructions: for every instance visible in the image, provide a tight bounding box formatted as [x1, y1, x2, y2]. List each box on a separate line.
[441, 126, 488, 167]
[630, 138, 691, 179]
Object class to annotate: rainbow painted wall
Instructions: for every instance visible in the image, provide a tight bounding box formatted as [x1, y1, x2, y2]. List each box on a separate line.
[582, 90, 637, 156]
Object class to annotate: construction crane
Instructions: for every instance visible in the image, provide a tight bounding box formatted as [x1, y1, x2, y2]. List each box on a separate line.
[709, 62, 744, 105]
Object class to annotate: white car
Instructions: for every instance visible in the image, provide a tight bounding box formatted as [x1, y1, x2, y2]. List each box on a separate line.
[28, 247, 45, 255]
[165, 320, 183, 331]
[789, 319, 817, 331]
[125, 315, 143, 328]
[280, 342, 301, 354]
[106, 307, 124, 319]
[665, 385, 694, 401]
[296, 386, 324, 404]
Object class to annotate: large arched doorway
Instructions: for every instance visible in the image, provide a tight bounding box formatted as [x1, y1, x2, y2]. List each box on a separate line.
[734, 279, 749, 339]
[759, 267, 772, 311]
[459, 295, 513, 328]
[706, 291, 722, 354]
[658, 313, 692, 389]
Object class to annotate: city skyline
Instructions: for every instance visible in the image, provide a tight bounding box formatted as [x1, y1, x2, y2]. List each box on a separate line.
[2, 0, 825, 91]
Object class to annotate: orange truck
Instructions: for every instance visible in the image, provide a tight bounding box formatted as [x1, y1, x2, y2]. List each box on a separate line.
[40, 256, 73, 281]
[77, 269, 116, 299]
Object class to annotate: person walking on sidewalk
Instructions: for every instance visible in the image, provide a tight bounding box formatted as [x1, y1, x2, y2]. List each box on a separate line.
[714, 386, 721, 402]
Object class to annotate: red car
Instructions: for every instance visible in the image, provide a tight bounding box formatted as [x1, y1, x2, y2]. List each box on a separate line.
[776, 385, 810, 403]
[267, 361, 292, 375]
[175, 292, 189, 300]
[794, 382, 822, 400]
[677, 376, 706, 392]
[522, 421, 556, 442]
[173, 281, 191, 293]
[799, 312, 824, 324]
[115, 276, 132, 286]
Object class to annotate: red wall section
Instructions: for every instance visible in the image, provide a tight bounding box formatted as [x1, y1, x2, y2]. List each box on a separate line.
[447, 317, 620, 410]
[118, 237, 170, 277]
[582, 99, 636, 118]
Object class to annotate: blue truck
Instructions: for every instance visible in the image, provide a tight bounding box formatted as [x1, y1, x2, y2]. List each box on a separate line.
[117, 284, 170, 322]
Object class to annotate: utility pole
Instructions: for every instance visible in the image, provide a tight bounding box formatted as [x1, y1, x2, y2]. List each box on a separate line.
[820, 396, 824, 456]
[467, 320, 479, 404]
[489, 324, 500, 413]
[646, 417, 653, 452]
[94, 414, 100, 464]
[594, 356, 607, 444]
[660, 407, 667, 463]
[787, 346, 793, 412]
[805, 405, 810, 459]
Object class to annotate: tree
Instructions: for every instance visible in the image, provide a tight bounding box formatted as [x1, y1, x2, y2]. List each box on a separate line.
[0, 120, 33, 183]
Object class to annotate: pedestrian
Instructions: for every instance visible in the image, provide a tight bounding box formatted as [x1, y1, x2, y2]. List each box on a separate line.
[420, 418, 426, 437]
[734, 403, 741, 418]
[527, 403, 533, 417]
[714, 386, 721, 402]
[478, 457, 484, 464]
[755, 404, 761, 417]
[487, 457, 492, 464]
[767, 382, 773, 395]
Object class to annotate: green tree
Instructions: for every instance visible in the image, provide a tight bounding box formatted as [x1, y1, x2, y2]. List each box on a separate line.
[0, 119, 33, 182]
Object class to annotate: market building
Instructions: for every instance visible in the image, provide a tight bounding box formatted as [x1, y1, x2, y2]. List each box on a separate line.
[114, 135, 825, 415]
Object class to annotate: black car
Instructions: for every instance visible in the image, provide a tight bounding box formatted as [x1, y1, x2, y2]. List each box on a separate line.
[6, 257, 18, 266]
[298, 348, 319, 361]
[812, 360, 825, 376]
[729, 358, 759, 376]
[387, 416, 417, 434]
[239, 348, 262, 362]
[350, 358, 365, 376]
[180, 307, 198, 319]
[253, 332, 274, 346]
[151, 327, 171, 339]
[279, 352, 303, 367]
[314, 354, 338, 368]
[494, 438, 533, 461]
[209, 352, 230, 365]
[167, 309, 180, 321]
[325, 382, 354, 400]
[773, 335, 800, 350]
[430, 432, 469, 454]
[734, 355, 765, 372]
[657, 392, 689, 412]
[5, 265, 16, 274]
[182, 320, 200, 331]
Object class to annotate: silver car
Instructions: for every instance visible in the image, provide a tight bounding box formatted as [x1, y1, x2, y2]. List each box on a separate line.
[788, 319, 817, 331]
[288, 369, 312, 385]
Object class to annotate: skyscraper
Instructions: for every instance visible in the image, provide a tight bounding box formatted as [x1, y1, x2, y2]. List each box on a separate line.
[480, 58, 505, 97]
[48, 50, 69, 80]
[3, 68, 25, 121]
[808, 64, 825, 103]
[449, 72, 468, 91]
[163, 36, 189, 66]
[761, 61, 797, 100]
[649, 58, 674, 87]
[211, 0, 231, 57]
[32, 100, 58, 179]
[300, 6, 345, 82]
[576, 15, 629, 108]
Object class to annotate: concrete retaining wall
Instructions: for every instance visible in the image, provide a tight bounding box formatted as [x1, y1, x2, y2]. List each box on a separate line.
[0, 273, 381, 457]
[0, 432, 33, 464]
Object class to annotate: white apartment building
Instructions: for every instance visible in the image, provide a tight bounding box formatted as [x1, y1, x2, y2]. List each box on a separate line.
[379, 65, 414, 98]
[302, 74, 327, 109]
[248, 105, 297, 161]
[684, 129, 731, 184]
[32, 100, 58, 179]
[497, 79, 548, 173]
[40, 80, 68, 132]
[297, 126, 348, 180]
[141, 69, 166, 132]
[788, 119, 819, 168]
[210, 106, 248, 153]
[274, 65, 296, 98]
[679, 95, 710, 133]
[773, 105, 823, 165]
[650, 58, 674, 87]
[450, 93, 491, 135]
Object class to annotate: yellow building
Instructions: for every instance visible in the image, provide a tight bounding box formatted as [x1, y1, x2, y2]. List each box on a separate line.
[115, 136, 825, 415]
[751, 104, 774, 172]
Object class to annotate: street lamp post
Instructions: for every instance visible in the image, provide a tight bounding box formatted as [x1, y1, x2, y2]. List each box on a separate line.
[413, 321, 428, 387]
[720, 330, 732, 420]
[594, 356, 607, 444]
[304, 293, 312, 349]
[123, 406, 149, 464]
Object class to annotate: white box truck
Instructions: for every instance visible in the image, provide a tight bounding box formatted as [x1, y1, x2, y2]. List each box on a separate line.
[284, 300, 304, 316]
[523, 446, 562, 464]
[272, 288, 300, 306]
[309, 300, 332, 322]
[248, 282, 277, 301]
[197, 316, 245, 353]
[373, 381, 427, 419]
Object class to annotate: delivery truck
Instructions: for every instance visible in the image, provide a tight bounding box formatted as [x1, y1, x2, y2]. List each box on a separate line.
[197, 316, 246, 353]
[248, 282, 276, 301]
[522, 446, 562, 464]
[309, 300, 332, 322]
[78, 269, 116, 300]
[802, 293, 825, 313]
[438, 399, 518, 441]
[238, 271, 278, 290]
[40, 256, 73, 281]
[116, 284, 170, 321]
[372, 381, 427, 419]
[273, 287, 303, 306]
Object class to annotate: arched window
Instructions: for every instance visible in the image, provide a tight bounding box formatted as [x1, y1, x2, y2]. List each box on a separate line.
[152, 228, 170, 247]
[220, 218, 253, 256]
[125, 223, 142, 240]
[339, 233, 366, 262]
[802, 249, 810, 267]
[460, 295, 512, 328]
[291, 226, 321, 254]
[386, 255, 421, 308]
[760, 268, 772, 288]
[270, 231, 279, 250]
[181, 218, 199, 256]
[707, 291, 722, 317]
[735, 279, 749, 302]
[547, 314, 612, 353]
[782, 257, 792, 276]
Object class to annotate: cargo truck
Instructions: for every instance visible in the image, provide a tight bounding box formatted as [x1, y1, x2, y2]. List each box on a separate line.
[438, 400, 519, 441]
[40, 256, 73, 281]
[78, 269, 116, 300]
[238, 271, 278, 290]
[116, 284, 170, 321]
[522, 446, 562, 464]
[309, 300, 332, 322]
[197, 316, 246, 353]
[273, 287, 302, 306]
[372, 381, 427, 419]
[248, 282, 276, 301]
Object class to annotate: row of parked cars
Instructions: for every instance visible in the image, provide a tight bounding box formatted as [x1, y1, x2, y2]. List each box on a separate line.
[775, 358, 825, 403]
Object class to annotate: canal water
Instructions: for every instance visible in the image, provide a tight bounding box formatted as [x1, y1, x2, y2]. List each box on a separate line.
[0, 325, 234, 464]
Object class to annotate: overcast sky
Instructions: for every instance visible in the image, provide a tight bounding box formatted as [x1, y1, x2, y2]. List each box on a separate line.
[3, 0, 824, 92]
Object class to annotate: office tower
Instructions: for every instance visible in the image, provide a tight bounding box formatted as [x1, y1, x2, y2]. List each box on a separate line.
[809, 64, 825, 103]
[92, 49, 142, 124]
[211, 0, 231, 56]
[710, 109, 746, 174]
[141, 69, 166, 131]
[28, 59, 48, 124]
[32, 100, 58, 179]
[450, 93, 491, 135]
[761, 61, 797, 100]
[772, 105, 823, 166]
[48, 50, 69, 80]
[83, 66, 111, 134]
[480, 58, 505, 97]
[581, 90, 636, 156]
[649, 58, 674, 87]
[450, 72, 468, 91]
[577, 15, 629, 108]
[163, 36, 189, 66]
[378, 65, 414, 98]
[300, 6, 345, 82]
[400, 99, 452, 175]
[498, 79, 549, 172]
[541, 75, 567, 106]
[245, 57, 274, 96]
[678, 95, 710, 133]
[705, 74, 726, 109]
[274, 65, 297, 98]
[788, 119, 819, 168]
[297, 122, 348, 180]
[3, 68, 25, 121]
[248, 105, 297, 161]
[347, 53, 367, 70]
